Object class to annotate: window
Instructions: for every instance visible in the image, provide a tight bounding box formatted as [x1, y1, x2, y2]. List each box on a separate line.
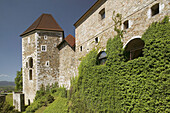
[95, 37, 99, 43]
[124, 38, 144, 61]
[151, 3, 159, 16]
[99, 8, 105, 20]
[41, 45, 47, 52]
[29, 70, 32, 80]
[44, 35, 47, 40]
[123, 20, 129, 30]
[29, 57, 33, 68]
[26, 62, 28, 68]
[45, 61, 50, 67]
[80, 46, 82, 51]
[98, 51, 107, 65]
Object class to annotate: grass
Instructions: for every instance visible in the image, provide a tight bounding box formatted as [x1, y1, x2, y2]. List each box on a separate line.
[6, 94, 13, 106]
[43, 97, 68, 113]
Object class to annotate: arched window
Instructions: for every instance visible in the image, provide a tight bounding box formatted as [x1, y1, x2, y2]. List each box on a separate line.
[98, 51, 107, 65]
[124, 38, 144, 60]
[29, 57, 33, 68]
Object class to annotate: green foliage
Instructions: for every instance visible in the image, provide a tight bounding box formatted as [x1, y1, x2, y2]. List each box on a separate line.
[15, 68, 23, 91]
[0, 101, 18, 113]
[43, 97, 68, 113]
[70, 16, 170, 112]
[25, 94, 54, 113]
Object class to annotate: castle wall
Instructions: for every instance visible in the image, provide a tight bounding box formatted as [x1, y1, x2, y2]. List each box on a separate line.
[75, 0, 169, 67]
[22, 33, 37, 105]
[58, 42, 76, 89]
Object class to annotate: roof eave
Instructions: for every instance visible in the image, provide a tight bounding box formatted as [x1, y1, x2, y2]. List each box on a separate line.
[74, 0, 105, 27]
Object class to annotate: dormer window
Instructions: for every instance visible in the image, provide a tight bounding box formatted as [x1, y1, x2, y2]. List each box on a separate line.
[123, 20, 129, 30]
[151, 3, 159, 16]
[99, 8, 105, 20]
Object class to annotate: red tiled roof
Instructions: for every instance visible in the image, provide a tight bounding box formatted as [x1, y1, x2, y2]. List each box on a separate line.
[20, 14, 63, 36]
[64, 34, 75, 47]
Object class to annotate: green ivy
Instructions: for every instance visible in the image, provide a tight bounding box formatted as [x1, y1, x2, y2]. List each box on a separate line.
[70, 16, 170, 112]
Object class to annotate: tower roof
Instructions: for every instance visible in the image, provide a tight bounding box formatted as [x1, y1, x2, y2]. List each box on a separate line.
[20, 14, 63, 37]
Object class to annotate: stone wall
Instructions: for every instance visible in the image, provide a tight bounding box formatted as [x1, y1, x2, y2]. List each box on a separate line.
[58, 42, 76, 89]
[36, 31, 63, 89]
[13, 92, 25, 112]
[75, 0, 169, 70]
[22, 32, 37, 105]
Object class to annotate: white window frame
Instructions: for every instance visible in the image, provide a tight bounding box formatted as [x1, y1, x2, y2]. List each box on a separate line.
[44, 35, 47, 40]
[28, 37, 30, 43]
[41, 45, 47, 52]
[45, 61, 50, 67]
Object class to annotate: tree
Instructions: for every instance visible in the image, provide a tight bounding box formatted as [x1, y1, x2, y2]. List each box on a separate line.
[15, 68, 23, 91]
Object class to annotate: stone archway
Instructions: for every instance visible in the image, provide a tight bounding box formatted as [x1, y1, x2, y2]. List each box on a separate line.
[124, 36, 144, 60]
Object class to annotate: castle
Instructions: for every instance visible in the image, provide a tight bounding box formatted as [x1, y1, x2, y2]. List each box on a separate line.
[13, 0, 169, 111]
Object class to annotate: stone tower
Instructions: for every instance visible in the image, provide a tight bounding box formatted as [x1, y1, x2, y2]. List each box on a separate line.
[20, 14, 64, 105]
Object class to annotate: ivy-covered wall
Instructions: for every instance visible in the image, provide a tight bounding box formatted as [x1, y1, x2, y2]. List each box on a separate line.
[70, 17, 170, 112]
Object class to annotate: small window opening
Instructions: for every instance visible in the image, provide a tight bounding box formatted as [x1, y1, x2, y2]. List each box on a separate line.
[45, 61, 50, 67]
[29, 57, 33, 68]
[28, 99, 30, 106]
[80, 46, 83, 51]
[99, 8, 105, 20]
[41, 45, 47, 52]
[123, 20, 129, 30]
[26, 62, 28, 68]
[95, 37, 99, 43]
[98, 51, 107, 65]
[29, 70, 32, 80]
[44, 35, 47, 40]
[151, 3, 159, 16]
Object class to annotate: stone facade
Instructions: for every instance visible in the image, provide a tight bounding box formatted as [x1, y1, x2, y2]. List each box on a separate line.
[13, 92, 25, 112]
[75, 0, 169, 66]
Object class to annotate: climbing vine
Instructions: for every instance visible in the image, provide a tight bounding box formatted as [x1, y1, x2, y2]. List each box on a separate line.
[69, 16, 170, 112]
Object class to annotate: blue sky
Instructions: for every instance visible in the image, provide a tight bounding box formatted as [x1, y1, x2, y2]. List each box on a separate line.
[0, 0, 97, 82]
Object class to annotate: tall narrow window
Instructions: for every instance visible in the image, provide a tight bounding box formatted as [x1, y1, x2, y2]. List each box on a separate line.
[123, 20, 129, 30]
[26, 62, 28, 68]
[29, 57, 33, 68]
[80, 46, 83, 51]
[98, 51, 107, 65]
[99, 8, 105, 20]
[29, 70, 32, 80]
[151, 3, 159, 16]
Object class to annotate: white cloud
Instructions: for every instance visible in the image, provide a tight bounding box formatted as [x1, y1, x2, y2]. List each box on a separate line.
[0, 74, 9, 77]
